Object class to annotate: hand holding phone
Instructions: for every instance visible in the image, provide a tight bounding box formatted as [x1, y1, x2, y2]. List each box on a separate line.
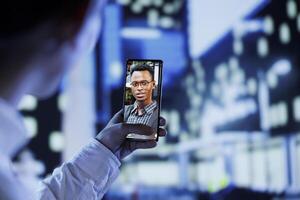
[95, 110, 166, 160]
[123, 59, 163, 141]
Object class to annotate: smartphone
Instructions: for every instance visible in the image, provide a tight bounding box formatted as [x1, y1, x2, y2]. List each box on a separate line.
[123, 59, 163, 141]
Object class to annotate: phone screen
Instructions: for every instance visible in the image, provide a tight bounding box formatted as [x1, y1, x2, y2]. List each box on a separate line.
[123, 59, 163, 141]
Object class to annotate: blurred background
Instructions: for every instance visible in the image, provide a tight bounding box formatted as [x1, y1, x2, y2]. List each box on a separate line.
[14, 0, 300, 199]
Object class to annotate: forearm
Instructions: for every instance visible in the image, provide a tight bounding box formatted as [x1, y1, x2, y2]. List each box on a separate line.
[37, 139, 121, 199]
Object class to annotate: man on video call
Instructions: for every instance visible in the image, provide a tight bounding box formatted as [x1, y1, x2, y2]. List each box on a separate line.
[0, 0, 166, 199]
[124, 64, 159, 131]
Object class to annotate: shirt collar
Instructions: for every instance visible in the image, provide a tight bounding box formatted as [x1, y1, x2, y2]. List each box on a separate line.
[131, 101, 157, 115]
[0, 98, 29, 158]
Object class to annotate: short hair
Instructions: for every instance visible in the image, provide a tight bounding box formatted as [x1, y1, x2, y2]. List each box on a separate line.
[0, 0, 87, 38]
[130, 63, 154, 80]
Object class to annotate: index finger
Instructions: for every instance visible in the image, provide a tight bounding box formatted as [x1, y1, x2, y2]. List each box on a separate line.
[159, 116, 166, 126]
[122, 123, 154, 137]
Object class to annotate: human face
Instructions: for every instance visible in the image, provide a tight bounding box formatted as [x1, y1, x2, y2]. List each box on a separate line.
[130, 70, 155, 105]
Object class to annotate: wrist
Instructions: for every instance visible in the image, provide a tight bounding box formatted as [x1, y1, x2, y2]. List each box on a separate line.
[95, 137, 113, 153]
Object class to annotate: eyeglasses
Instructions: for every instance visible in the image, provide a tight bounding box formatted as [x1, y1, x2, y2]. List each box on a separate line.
[130, 80, 152, 88]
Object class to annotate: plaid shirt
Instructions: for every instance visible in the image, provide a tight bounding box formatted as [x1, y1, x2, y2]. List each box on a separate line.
[127, 101, 157, 126]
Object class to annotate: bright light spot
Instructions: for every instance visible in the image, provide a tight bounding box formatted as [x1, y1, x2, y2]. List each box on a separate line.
[189, 115, 200, 134]
[147, 9, 159, 27]
[117, 0, 131, 5]
[264, 15, 274, 34]
[247, 78, 257, 95]
[159, 16, 174, 28]
[233, 23, 244, 38]
[135, 162, 179, 186]
[187, 0, 267, 58]
[192, 59, 202, 70]
[131, 2, 143, 13]
[179, 131, 189, 142]
[58, 94, 68, 112]
[192, 60, 205, 80]
[185, 75, 195, 87]
[269, 105, 278, 128]
[234, 20, 263, 37]
[163, 3, 176, 14]
[169, 110, 180, 135]
[23, 117, 38, 138]
[121, 28, 161, 39]
[173, 1, 182, 12]
[267, 71, 278, 89]
[293, 96, 300, 122]
[15, 150, 45, 176]
[191, 94, 203, 108]
[229, 57, 239, 71]
[215, 63, 228, 81]
[244, 20, 262, 32]
[197, 82, 206, 92]
[187, 87, 194, 98]
[278, 102, 288, 126]
[110, 61, 123, 81]
[49, 131, 64, 152]
[287, 0, 297, 19]
[140, 0, 151, 6]
[270, 102, 288, 128]
[211, 83, 221, 98]
[231, 69, 245, 84]
[257, 37, 269, 57]
[18, 95, 37, 111]
[271, 59, 292, 75]
[153, 0, 163, 7]
[233, 39, 243, 55]
[279, 23, 291, 44]
[298, 14, 300, 32]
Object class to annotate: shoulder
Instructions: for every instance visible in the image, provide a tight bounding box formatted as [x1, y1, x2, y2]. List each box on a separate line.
[125, 104, 134, 109]
[124, 104, 134, 113]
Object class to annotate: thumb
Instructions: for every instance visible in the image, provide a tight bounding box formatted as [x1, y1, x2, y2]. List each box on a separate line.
[107, 110, 124, 126]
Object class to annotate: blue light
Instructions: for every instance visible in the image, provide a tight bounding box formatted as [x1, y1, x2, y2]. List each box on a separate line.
[188, 0, 269, 58]
[141, 31, 187, 87]
[102, 4, 122, 88]
[270, 59, 292, 76]
[99, 4, 122, 121]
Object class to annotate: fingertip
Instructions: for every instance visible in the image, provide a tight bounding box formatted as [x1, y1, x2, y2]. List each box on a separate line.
[147, 140, 157, 148]
[135, 140, 157, 149]
[108, 110, 124, 126]
[158, 128, 167, 137]
[126, 123, 154, 136]
[159, 117, 166, 126]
